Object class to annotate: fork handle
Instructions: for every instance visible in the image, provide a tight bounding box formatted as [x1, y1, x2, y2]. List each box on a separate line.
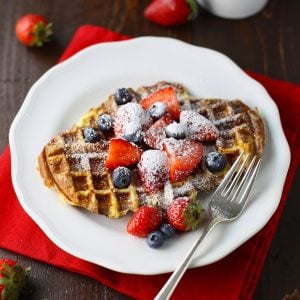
[154, 220, 219, 300]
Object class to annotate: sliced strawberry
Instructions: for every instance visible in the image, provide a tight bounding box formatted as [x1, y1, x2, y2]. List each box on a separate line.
[138, 150, 169, 193]
[127, 206, 162, 237]
[180, 110, 219, 142]
[143, 113, 173, 149]
[140, 87, 180, 120]
[105, 138, 143, 169]
[163, 138, 203, 182]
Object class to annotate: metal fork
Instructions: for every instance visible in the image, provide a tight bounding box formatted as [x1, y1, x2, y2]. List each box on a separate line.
[155, 152, 262, 300]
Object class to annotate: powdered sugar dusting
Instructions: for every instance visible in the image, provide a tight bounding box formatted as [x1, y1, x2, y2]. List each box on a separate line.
[137, 150, 169, 192]
[180, 110, 219, 141]
[114, 103, 152, 137]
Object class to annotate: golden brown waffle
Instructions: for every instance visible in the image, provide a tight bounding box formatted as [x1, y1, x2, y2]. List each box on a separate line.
[38, 82, 265, 217]
[38, 105, 140, 219]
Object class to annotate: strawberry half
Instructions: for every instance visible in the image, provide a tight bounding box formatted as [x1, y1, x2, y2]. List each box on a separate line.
[127, 206, 162, 237]
[140, 87, 180, 120]
[166, 197, 205, 231]
[0, 258, 30, 300]
[144, 0, 198, 27]
[105, 138, 143, 169]
[138, 150, 169, 193]
[163, 138, 203, 182]
[180, 110, 219, 142]
[143, 113, 173, 149]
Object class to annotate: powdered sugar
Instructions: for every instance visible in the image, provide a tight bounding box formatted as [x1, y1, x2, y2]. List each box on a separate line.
[137, 150, 169, 192]
[114, 103, 152, 137]
[180, 110, 219, 141]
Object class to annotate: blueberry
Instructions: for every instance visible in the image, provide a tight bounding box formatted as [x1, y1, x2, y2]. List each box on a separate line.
[83, 127, 101, 143]
[160, 223, 176, 239]
[123, 124, 143, 144]
[205, 152, 227, 172]
[165, 122, 186, 139]
[114, 88, 133, 105]
[149, 102, 167, 120]
[112, 167, 131, 188]
[147, 231, 165, 249]
[97, 114, 113, 132]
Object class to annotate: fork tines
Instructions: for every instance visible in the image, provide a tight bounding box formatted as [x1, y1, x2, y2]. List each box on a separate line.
[213, 152, 262, 204]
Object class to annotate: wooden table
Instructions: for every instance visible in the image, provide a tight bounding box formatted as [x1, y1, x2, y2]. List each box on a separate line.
[0, 0, 299, 299]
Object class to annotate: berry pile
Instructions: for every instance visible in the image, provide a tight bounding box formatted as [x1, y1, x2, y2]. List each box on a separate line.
[81, 86, 227, 248]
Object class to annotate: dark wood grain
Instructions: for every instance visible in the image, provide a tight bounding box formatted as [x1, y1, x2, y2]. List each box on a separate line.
[0, 0, 299, 299]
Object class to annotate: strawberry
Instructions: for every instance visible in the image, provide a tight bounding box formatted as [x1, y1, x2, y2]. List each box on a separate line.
[143, 113, 173, 149]
[144, 0, 198, 27]
[138, 150, 169, 192]
[105, 138, 143, 169]
[166, 197, 205, 231]
[140, 87, 180, 120]
[114, 103, 152, 138]
[0, 258, 30, 300]
[15, 14, 53, 47]
[180, 110, 219, 142]
[127, 206, 162, 237]
[163, 138, 203, 182]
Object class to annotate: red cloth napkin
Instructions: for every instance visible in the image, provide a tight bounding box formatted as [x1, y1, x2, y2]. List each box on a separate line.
[1, 25, 300, 300]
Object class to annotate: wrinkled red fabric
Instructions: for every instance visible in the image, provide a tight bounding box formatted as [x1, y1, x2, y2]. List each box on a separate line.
[0, 25, 299, 300]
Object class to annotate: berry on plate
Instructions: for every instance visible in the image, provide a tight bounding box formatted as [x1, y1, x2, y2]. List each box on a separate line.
[163, 138, 203, 182]
[105, 138, 143, 169]
[165, 122, 186, 139]
[0, 258, 30, 300]
[97, 114, 113, 132]
[147, 231, 165, 248]
[166, 197, 205, 231]
[149, 102, 167, 120]
[144, 0, 198, 27]
[127, 206, 162, 237]
[114, 88, 133, 105]
[180, 110, 219, 142]
[138, 150, 169, 193]
[140, 87, 180, 120]
[15, 14, 53, 47]
[159, 223, 176, 239]
[114, 103, 152, 138]
[83, 127, 101, 143]
[123, 124, 143, 144]
[205, 151, 227, 172]
[112, 167, 131, 188]
[143, 113, 173, 149]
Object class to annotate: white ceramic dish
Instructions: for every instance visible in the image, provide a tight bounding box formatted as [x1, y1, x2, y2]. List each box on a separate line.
[9, 37, 290, 275]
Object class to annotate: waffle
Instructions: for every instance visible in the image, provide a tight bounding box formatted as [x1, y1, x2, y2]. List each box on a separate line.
[38, 99, 140, 219]
[38, 82, 265, 218]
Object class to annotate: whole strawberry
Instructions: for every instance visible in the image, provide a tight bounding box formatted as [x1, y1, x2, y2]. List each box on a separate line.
[15, 14, 53, 47]
[144, 0, 198, 26]
[127, 206, 162, 237]
[0, 258, 30, 300]
[166, 197, 205, 231]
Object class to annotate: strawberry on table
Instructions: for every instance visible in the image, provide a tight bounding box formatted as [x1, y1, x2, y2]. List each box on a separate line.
[0, 258, 30, 300]
[15, 14, 53, 47]
[166, 197, 205, 231]
[105, 138, 143, 169]
[143, 113, 173, 149]
[163, 138, 203, 182]
[144, 0, 198, 27]
[138, 150, 169, 192]
[127, 206, 162, 237]
[140, 87, 180, 120]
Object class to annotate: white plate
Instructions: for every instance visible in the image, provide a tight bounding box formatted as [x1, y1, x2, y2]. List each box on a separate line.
[9, 37, 290, 275]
